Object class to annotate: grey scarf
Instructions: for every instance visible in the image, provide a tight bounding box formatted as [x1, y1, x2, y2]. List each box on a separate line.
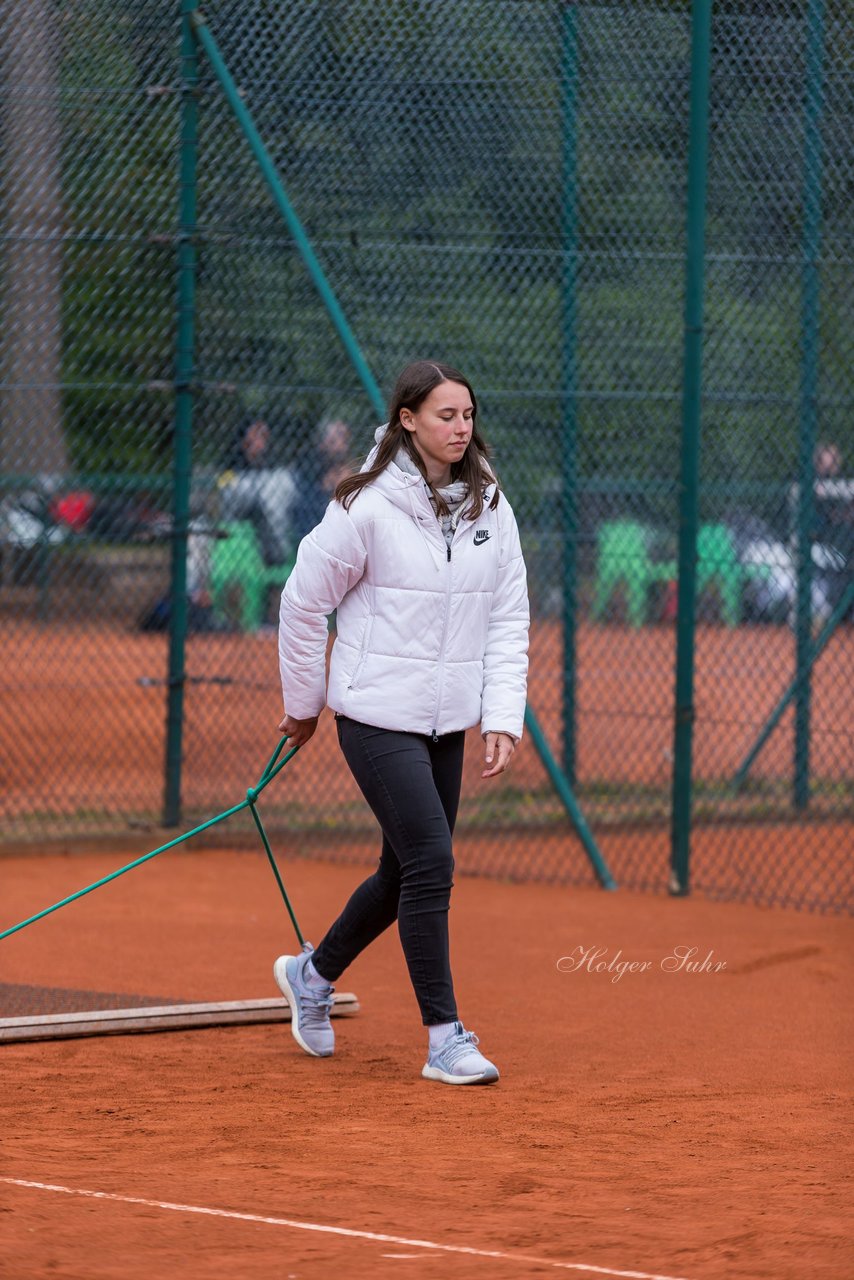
[394, 444, 468, 551]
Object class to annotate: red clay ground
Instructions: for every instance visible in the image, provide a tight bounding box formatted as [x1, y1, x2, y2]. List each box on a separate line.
[1, 847, 851, 1279]
[3, 619, 852, 907]
[3, 619, 852, 823]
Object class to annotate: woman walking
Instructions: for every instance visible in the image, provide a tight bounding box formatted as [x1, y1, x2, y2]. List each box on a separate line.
[275, 360, 529, 1085]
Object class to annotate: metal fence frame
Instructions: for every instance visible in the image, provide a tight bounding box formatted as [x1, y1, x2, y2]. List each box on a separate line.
[1, 0, 851, 911]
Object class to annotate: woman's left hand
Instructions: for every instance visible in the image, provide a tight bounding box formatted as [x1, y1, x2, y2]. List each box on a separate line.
[278, 713, 319, 748]
[482, 732, 516, 779]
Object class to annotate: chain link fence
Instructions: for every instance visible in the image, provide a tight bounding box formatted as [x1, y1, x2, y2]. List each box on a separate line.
[1, 1, 851, 913]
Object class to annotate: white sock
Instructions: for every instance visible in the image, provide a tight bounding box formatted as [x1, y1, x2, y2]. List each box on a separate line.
[304, 957, 331, 988]
[428, 1021, 458, 1050]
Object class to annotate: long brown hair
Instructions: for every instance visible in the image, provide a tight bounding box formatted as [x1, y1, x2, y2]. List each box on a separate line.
[335, 360, 500, 520]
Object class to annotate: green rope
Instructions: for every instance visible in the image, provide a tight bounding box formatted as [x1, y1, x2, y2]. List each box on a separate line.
[0, 737, 301, 944]
[248, 800, 304, 948]
[258, 734, 290, 782]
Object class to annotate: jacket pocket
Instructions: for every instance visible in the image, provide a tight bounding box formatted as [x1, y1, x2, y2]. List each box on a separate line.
[347, 612, 375, 690]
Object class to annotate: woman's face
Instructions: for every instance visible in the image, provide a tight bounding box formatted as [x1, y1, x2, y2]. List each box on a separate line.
[401, 380, 474, 482]
[815, 445, 842, 478]
[244, 420, 270, 463]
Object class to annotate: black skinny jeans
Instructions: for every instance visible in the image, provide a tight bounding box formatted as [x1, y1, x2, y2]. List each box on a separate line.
[311, 716, 465, 1026]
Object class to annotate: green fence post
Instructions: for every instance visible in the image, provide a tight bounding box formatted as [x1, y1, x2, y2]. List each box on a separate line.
[670, 0, 713, 897]
[793, 0, 826, 813]
[524, 707, 615, 890]
[163, 0, 199, 826]
[188, 10, 608, 874]
[189, 9, 385, 421]
[734, 579, 854, 791]
[561, 0, 579, 786]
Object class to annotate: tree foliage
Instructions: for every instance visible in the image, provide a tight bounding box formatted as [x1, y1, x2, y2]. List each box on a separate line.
[53, 0, 851, 534]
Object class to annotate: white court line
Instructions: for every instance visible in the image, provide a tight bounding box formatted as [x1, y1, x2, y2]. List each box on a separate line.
[0, 1176, 693, 1280]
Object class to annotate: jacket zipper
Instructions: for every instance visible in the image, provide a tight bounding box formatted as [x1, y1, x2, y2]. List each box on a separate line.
[348, 610, 374, 690]
[432, 544, 454, 740]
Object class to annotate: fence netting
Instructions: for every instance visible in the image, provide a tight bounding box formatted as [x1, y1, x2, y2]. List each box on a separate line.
[1, 1, 851, 914]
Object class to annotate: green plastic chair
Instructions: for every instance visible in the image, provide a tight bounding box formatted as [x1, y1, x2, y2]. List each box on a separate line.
[211, 521, 294, 630]
[696, 523, 743, 626]
[592, 520, 676, 627]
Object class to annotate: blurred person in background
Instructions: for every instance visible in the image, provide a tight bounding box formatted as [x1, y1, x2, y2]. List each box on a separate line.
[289, 417, 354, 542]
[179, 414, 293, 627]
[218, 414, 294, 566]
[809, 440, 854, 624]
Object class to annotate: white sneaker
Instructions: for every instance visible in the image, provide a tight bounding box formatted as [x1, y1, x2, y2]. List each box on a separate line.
[273, 943, 335, 1057]
[422, 1021, 499, 1085]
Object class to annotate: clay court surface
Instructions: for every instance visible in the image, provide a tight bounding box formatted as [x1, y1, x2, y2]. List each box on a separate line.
[2, 845, 851, 1279]
[3, 619, 852, 825]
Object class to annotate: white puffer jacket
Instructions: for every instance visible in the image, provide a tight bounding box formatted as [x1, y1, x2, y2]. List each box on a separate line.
[278, 458, 529, 740]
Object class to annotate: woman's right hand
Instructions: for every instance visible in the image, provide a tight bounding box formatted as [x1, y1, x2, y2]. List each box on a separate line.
[278, 713, 319, 748]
